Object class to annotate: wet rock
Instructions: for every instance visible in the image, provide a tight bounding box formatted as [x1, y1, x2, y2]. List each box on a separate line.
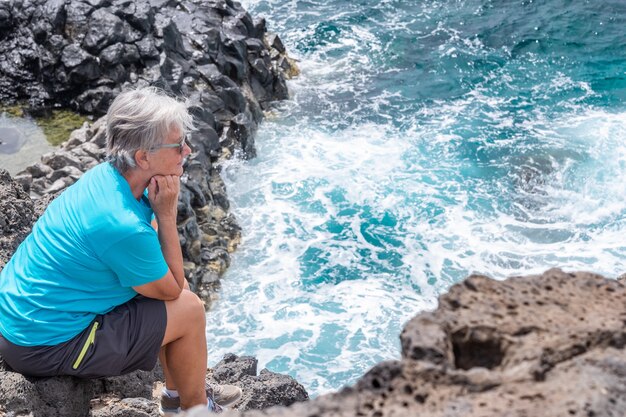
[0, 4, 11, 35]
[265, 33, 285, 54]
[64, 1, 94, 45]
[99, 43, 126, 66]
[229, 112, 257, 158]
[136, 36, 160, 61]
[61, 43, 95, 69]
[82, 9, 129, 54]
[74, 86, 118, 115]
[112, 0, 154, 34]
[1, 0, 296, 115]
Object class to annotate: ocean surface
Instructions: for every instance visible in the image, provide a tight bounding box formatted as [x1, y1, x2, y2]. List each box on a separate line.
[205, 0, 626, 396]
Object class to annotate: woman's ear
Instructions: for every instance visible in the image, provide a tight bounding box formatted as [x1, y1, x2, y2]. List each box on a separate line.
[134, 149, 150, 170]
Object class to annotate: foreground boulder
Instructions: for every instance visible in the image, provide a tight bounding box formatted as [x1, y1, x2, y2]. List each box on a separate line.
[227, 269, 626, 417]
[0, 354, 308, 417]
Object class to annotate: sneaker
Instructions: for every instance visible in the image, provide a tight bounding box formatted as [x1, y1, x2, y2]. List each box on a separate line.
[159, 383, 242, 416]
[210, 383, 243, 408]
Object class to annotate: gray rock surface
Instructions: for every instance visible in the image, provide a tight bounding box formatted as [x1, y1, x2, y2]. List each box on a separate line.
[0, 169, 35, 269]
[0, 354, 308, 417]
[0, 371, 93, 417]
[208, 354, 309, 411]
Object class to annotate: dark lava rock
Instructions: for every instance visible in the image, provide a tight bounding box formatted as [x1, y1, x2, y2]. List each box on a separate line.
[0, 372, 92, 417]
[212, 353, 258, 383]
[0, 169, 35, 269]
[0, 0, 295, 115]
[0, 354, 308, 417]
[208, 354, 309, 411]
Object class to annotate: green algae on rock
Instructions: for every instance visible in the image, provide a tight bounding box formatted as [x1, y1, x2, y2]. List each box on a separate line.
[0, 105, 24, 118]
[35, 110, 89, 146]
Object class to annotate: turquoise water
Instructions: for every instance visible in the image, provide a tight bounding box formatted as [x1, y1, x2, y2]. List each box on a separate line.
[205, 0, 626, 395]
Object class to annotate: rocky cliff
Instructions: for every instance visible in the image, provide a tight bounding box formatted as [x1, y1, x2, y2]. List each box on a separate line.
[0, 0, 297, 303]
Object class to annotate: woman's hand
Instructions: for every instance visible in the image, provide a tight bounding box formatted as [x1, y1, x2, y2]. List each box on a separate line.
[148, 175, 180, 221]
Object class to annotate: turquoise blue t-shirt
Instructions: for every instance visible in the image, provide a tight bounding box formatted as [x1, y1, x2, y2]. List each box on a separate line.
[0, 162, 169, 346]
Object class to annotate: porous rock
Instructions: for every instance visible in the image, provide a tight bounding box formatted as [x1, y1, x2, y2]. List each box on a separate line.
[224, 269, 626, 417]
[0, 169, 35, 269]
[208, 354, 309, 411]
[211, 353, 258, 383]
[90, 397, 158, 417]
[0, 354, 309, 417]
[0, 371, 92, 417]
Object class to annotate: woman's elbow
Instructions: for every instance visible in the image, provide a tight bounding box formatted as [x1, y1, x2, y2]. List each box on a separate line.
[161, 285, 183, 300]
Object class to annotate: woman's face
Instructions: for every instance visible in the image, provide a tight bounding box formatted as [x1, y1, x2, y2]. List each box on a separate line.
[150, 126, 192, 177]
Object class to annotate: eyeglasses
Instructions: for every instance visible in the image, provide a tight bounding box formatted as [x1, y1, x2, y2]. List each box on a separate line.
[152, 135, 187, 154]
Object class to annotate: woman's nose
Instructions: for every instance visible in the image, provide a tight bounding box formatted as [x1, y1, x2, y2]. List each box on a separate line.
[183, 142, 192, 157]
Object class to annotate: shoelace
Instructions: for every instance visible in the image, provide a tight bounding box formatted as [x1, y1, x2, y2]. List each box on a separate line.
[207, 395, 223, 413]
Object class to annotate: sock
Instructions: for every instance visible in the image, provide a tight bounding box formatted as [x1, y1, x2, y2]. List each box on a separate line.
[164, 388, 179, 398]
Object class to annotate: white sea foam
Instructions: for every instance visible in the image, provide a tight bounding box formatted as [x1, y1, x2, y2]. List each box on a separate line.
[207, 0, 626, 398]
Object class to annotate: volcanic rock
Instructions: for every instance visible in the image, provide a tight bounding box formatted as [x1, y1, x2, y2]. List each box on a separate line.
[0, 353, 308, 417]
[222, 269, 626, 417]
[0, 169, 35, 270]
[1, 0, 296, 307]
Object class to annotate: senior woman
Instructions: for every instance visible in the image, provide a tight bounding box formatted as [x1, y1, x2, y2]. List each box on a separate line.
[0, 87, 241, 414]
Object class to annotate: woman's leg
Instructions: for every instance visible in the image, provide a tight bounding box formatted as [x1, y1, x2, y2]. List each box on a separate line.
[161, 289, 208, 410]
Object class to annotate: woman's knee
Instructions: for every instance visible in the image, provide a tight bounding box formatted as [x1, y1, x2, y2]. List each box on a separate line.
[164, 290, 205, 338]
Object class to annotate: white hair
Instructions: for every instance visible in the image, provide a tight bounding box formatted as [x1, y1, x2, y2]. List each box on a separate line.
[105, 87, 194, 173]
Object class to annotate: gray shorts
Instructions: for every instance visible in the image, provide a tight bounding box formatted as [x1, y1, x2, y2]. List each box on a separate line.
[0, 296, 166, 378]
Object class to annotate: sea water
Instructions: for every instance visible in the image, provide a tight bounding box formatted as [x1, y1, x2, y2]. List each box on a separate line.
[205, 0, 626, 395]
